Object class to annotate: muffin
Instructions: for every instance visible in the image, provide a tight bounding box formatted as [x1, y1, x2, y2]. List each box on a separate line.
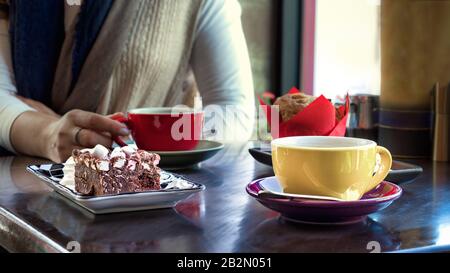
[274, 93, 316, 122]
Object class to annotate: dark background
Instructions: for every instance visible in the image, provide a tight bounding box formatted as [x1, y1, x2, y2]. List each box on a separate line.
[239, 0, 303, 96]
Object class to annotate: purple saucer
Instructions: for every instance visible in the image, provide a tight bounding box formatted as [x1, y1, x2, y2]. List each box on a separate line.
[246, 177, 402, 225]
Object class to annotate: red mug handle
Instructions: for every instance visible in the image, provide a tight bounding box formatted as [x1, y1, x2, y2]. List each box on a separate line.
[111, 115, 129, 147]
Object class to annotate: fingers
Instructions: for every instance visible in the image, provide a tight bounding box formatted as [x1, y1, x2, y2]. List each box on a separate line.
[107, 112, 125, 119]
[75, 129, 114, 148]
[68, 110, 130, 136]
[43, 110, 127, 163]
[100, 131, 112, 138]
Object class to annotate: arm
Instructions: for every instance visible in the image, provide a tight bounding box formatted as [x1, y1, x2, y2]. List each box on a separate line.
[0, 17, 38, 153]
[0, 19, 129, 162]
[191, 0, 255, 143]
[0, 16, 59, 153]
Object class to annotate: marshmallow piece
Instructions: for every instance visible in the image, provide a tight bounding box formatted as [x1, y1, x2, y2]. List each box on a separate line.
[113, 158, 126, 169]
[97, 160, 110, 171]
[121, 145, 137, 156]
[127, 160, 137, 171]
[92, 145, 110, 159]
[110, 147, 126, 159]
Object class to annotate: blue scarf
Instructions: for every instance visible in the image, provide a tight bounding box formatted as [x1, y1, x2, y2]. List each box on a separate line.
[9, 0, 114, 105]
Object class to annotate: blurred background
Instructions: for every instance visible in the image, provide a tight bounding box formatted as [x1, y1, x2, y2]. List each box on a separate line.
[239, 0, 380, 99]
[240, 0, 450, 159]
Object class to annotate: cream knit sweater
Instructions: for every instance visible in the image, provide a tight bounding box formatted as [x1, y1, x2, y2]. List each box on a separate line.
[96, 0, 203, 114]
[0, 0, 255, 152]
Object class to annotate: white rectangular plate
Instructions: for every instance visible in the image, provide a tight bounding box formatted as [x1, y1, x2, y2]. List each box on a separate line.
[27, 164, 205, 214]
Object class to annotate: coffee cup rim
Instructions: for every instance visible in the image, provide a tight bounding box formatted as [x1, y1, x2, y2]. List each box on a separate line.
[271, 136, 377, 151]
[128, 107, 204, 115]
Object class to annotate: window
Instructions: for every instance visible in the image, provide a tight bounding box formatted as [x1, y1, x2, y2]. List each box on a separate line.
[313, 0, 381, 99]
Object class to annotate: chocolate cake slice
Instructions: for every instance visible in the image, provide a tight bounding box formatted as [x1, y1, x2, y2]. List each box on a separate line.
[72, 145, 161, 196]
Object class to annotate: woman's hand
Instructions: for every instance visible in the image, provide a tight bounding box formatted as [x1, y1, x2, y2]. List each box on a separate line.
[10, 110, 130, 163]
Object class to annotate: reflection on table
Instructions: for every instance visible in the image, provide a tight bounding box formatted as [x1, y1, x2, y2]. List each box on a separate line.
[0, 143, 449, 253]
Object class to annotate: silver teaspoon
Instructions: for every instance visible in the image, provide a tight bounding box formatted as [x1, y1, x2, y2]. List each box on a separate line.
[257, 190, 344, 202]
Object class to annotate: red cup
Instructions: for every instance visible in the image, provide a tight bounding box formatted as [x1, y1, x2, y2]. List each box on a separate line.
[112, 108, 204, 151]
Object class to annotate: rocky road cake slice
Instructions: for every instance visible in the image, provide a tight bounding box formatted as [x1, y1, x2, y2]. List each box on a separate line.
[72, 145, 161, 196]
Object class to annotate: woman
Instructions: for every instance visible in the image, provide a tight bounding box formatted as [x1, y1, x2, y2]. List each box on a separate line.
[0, 0, 255, 162]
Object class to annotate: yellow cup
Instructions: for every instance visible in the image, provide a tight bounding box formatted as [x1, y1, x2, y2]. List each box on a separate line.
[271, 136, 392, 201]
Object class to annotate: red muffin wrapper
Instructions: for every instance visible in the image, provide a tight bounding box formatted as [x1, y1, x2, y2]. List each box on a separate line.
[259, 87, 350, 139]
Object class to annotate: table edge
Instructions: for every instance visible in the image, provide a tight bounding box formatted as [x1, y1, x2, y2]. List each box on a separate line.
[0, 207, 68, 253]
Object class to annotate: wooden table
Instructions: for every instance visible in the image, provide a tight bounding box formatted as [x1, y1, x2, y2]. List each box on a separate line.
[0, 143, 449, 253]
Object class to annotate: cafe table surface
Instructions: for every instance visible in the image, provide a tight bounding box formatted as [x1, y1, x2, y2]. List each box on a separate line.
[0, 142, 450, 253]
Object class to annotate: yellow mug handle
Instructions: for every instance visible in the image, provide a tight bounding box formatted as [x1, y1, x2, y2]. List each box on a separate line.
[366, 146, 392, 193]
